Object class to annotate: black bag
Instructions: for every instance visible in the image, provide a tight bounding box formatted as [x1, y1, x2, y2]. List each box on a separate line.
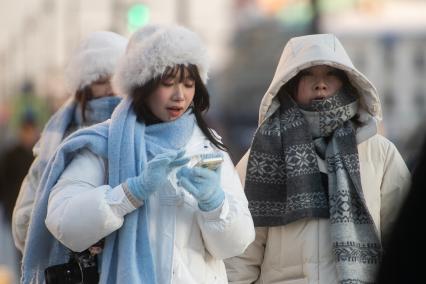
[44, 250, 99, 284]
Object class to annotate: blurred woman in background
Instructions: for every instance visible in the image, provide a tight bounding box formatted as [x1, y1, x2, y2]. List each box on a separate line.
[12, 31, 127, 253]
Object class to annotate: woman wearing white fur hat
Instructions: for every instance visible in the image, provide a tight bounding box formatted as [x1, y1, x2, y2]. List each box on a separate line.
[12, 30, 127, 254]
[21, 25, 254, 284]
[225, 34, 410, 283]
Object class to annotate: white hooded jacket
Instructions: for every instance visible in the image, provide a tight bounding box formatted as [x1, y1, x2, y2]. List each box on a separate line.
[225, 34, 410, 284]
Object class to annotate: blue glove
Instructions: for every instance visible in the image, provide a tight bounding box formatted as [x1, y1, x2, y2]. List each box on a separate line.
[176, 166, 225, 211]
[126, 150, 189, 203]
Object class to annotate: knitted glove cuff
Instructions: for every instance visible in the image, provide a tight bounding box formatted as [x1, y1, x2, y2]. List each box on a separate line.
[122, 182, 144, 208]
[125, 176, 147, 204]
[198, 188, 225, 212]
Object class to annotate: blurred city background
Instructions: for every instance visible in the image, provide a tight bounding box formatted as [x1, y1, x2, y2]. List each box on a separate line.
[1, 0, 426, 281]
[1, 0, 426, 163]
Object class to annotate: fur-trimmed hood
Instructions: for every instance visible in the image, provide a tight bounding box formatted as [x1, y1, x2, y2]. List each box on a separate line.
[113, 25, 210, 96]
[257, 33, 382, 125]
[64, 31, 128, 95]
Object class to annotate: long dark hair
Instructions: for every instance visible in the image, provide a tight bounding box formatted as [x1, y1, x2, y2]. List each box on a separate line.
[130, 64, 227, 151]
[75, 86, 94, 123]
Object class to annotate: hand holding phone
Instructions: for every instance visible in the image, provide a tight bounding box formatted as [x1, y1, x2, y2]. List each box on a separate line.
[177, 153, 225, 211]
[190, 153, 223, 171]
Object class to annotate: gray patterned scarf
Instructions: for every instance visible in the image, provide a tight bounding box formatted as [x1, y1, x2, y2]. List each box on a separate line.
[245, 91, 381, 283]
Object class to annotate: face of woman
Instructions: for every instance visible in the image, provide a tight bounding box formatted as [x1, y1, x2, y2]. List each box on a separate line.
[147, 68, 196, 122]
[89, 77, 114, 98]
[294, 65, 343, 105]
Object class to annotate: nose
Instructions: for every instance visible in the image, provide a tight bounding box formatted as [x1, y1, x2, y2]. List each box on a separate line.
[172, 84, 185, 100]
[314, 78, 327, 91]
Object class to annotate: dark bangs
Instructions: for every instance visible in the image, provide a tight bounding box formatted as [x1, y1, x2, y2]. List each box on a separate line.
[161, 64, 197, 83]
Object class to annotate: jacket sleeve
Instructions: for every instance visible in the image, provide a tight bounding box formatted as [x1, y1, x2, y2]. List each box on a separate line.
[224, 150, 266, 283]
[196, 150, 255, 260]
[45, 149, 136, 252]
[12, 158, 41, 253]
[226, 227, 267, 284]
[379, 140, 411, 243]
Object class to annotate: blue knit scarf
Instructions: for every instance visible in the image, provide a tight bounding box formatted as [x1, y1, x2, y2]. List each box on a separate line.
[73, 96, 122, 129]
[34, 96, 121, 162]
[22, 97, 195, 283]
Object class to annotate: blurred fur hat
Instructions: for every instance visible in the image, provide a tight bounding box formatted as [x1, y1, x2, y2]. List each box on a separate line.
[113, 25, 210, 96]
[64, 31, 128, 95]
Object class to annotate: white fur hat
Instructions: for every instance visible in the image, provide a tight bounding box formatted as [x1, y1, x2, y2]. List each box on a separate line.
[113, 25, 210, 96]
[64, 31, 128, 95]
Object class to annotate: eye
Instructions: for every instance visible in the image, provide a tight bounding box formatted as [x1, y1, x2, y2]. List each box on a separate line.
[161, 79, 175, 87]
[93, 79, 109, 85]
[183, 78, 195, 88]
[327, 69, 340, 77]
[299, 70, 313, 77]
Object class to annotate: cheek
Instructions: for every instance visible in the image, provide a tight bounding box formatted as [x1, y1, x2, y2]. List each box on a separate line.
[99, 86, 108, 95]
[330, 79, 343, 92]
[151, 89, 171, 106]
[146, 94, 163, 114]
[91, 84, 111, 97]
[89, 85, 99, 96]
[298, 79, 310, 91]
[296, 82, 310, 100]
[186, 89, 195, 102]
[151, 96, 166, 112]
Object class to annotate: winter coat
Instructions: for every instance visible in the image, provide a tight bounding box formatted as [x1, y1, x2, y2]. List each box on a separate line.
[224, 34, 410, 284]
[45, 124, 255, 284]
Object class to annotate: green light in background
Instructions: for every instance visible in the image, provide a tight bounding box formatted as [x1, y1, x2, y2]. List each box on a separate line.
[127, 4, 150, 32]
[277, 1, 313, 25]
[318, 0, 358, 13]
[276, 0, 357, 25]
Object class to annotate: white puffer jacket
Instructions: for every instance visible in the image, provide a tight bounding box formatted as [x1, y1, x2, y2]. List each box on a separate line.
[225, 34, 410, 284]
[45, 125, 255, 284]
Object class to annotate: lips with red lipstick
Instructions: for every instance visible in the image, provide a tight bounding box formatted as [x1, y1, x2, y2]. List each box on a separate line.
[167, 106, 184, 118]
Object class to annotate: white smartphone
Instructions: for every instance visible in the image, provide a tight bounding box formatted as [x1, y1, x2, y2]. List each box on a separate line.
[194, 156, 224, 170]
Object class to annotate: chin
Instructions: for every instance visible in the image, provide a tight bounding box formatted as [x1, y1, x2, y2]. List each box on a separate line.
[165, 116, 178, 122]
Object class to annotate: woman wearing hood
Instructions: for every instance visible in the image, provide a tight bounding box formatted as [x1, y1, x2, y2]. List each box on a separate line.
[225, 34, 410, 284]
[21, 25, 254, 284]
[12, 31, 127, 254]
